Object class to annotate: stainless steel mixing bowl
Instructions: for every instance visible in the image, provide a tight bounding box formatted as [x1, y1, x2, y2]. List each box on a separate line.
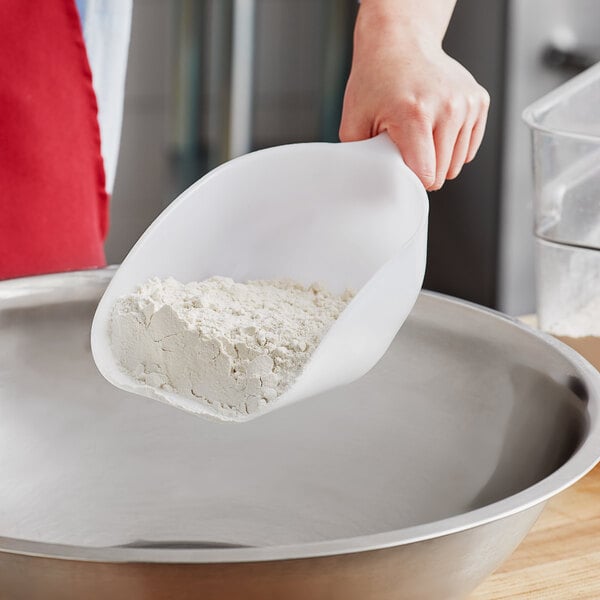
[1, 269, 599, 600]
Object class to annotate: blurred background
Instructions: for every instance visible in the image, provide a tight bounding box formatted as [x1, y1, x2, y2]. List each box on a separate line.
[106, 0, 600, 315]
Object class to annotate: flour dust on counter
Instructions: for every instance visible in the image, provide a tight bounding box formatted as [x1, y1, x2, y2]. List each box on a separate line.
[547, 295, 600, 338]
[109, 276, 353, 420]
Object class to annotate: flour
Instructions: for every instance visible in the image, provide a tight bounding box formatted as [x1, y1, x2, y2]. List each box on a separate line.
[109, 276, 353, 419]
[547, 295, 600, 338]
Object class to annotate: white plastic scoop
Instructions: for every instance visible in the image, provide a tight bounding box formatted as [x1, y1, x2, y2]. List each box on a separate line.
[91, 133, 429, 421]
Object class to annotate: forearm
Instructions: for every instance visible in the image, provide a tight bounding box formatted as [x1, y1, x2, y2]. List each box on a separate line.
[356, 0, 456, 47]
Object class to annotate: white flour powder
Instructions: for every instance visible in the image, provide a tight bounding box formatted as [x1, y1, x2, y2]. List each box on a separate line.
[110, 276, 353, 419]
[547, 296, 600, 338]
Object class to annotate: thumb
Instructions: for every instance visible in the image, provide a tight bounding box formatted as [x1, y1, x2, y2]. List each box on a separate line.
[339, 101, 372, 143]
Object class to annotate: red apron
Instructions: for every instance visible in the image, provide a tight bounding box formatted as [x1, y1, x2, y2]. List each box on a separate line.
[0, 0, 108, 280]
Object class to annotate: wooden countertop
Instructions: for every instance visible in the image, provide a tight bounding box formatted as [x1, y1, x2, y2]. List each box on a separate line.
[471, 454, 600, 598]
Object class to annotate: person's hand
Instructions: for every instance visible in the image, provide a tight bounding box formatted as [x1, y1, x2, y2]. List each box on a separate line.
[339, 0, 490, 191]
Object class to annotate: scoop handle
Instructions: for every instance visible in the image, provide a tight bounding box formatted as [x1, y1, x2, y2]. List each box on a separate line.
[355, 132, 425, 191]
[355, 132, 397, 155]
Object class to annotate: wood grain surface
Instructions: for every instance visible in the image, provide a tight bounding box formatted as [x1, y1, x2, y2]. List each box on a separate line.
[471, 450, 600, 598]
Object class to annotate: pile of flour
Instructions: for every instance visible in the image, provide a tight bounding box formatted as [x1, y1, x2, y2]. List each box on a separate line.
[109, 276, 353, 419]
[547, 296, 600, 338]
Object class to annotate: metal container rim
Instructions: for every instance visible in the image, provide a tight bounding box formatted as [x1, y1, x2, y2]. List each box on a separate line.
[522, 62, 600, 143]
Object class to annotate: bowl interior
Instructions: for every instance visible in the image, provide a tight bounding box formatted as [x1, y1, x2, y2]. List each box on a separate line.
[0, 279, 589, 550]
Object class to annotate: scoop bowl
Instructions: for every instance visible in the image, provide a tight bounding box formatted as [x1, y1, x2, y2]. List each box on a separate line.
[91, 134, 428, 421]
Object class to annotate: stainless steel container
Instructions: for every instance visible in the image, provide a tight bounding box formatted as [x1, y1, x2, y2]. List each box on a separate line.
[1, 270, 599, 600]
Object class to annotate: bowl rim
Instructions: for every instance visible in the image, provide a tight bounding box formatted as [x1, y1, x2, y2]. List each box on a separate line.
[1, 269, 600, 564]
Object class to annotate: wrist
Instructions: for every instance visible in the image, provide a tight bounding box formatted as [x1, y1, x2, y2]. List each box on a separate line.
[356, 0, 450, 49]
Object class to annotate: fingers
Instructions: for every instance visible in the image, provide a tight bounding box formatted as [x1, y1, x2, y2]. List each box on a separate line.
[466, 102, 489, 163]
[446, 123, 472, 181]
[387, 115, 436, 190]
[432, 88, 490, 188]
[431, 104, 464, 190]
[388, 89, 489, 191]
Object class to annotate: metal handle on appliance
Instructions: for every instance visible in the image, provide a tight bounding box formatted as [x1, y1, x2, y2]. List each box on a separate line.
[229, 0, 256, 159]
[542, 43, 600, 73]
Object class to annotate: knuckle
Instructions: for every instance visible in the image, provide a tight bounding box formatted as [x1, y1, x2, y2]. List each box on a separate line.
[441, 96, 461, 117]
[402, 97, 432, 123]
[465, 94, 478, 111]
